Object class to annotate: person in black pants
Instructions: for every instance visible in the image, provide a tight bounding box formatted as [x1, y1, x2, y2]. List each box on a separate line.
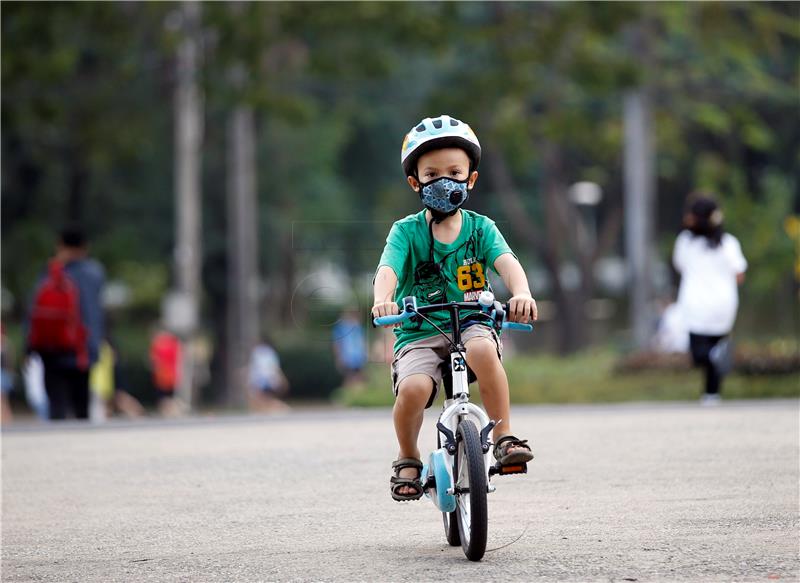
[673, 195, 746, 405]
[27, 226, 105, 421]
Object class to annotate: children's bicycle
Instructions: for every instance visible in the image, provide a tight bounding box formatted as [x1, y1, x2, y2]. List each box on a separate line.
[374, 290, 532, 562]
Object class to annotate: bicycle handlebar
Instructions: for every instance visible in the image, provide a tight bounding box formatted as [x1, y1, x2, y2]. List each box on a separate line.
[502, 321, 534, 332]
[373, 312, 410, 326]
[373, 297, 533, 332]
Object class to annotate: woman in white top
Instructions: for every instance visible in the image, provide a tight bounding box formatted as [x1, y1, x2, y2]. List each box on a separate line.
[673, 194, 747, 404]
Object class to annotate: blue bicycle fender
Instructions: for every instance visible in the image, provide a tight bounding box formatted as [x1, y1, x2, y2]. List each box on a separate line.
[431, 449, 456, 513]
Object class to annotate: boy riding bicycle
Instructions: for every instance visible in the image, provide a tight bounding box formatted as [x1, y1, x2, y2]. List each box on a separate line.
[372, 115, 537, 502]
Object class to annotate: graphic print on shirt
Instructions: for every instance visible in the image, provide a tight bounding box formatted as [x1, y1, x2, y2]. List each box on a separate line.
[411, 260, 447, 303]
[457, 227, 492, 302]
[411, 227, 492, 304]
[458, 258, 488, 301]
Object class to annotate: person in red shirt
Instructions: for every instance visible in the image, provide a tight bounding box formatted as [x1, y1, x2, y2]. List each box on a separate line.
[149, 327, 182, 416]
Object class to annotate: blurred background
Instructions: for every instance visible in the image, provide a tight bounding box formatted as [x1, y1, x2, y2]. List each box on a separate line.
[2, 1, 798, 418]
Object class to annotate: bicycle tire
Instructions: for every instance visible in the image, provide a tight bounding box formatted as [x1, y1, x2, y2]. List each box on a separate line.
[439, 432, 460, 546]
[443, 508, 460, 546]
[455, 419, 488, 561]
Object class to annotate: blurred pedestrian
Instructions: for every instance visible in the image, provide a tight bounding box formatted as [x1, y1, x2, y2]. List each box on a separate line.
[652, 296, 689, 354]
[332, 308, 368, 391]
[22, 353, 48, 420]
[91, 337, 145, 420]
[26, 225, 105, 420]
[247, 339, 290, 413]
[149, 326, 182, 417]
[673, 194, 747, 405]
[1, 323, 15, 424]
[89, 339, 115, 422]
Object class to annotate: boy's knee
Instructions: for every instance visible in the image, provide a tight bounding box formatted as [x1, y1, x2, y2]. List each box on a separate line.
[396, 374, 435, 406]
[465, 337, 499, 365]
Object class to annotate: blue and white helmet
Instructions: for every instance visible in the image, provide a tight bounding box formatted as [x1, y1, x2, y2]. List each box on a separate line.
[401, 115, 481, 177]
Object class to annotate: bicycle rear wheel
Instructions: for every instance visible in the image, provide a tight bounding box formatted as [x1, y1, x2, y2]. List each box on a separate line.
[455, 419, 488, 561]
[443, 509, 460, 546]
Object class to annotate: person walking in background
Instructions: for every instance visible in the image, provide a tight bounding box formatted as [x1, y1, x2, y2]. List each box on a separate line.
[88, 339, 115, 422]
[673, 194, 747, 405]
[332, 308, 368, 391]
[1, 323, 15, 424]
[149, 326, 182, 417]
[91, 337, 145, 420]
[652, 295, 690, 354]
[22, 353, 49, 420]
[247, 339, 290, 413]
[26, 225, 105, 420]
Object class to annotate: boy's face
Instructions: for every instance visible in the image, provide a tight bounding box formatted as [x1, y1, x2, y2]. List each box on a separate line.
[407, 148, 478, 192]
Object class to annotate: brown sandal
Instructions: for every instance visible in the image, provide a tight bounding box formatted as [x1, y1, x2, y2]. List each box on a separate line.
[493, 435, 534, 465]
[390, 457, 424, 502]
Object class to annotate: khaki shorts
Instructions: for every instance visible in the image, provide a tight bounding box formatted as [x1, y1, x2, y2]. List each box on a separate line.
[391, 325, 503, 407]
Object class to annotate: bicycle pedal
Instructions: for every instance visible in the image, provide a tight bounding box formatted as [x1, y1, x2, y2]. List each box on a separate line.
[490, 462, 527, 476]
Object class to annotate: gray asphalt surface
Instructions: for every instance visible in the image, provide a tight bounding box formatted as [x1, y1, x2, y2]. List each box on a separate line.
[2, 400, 799, 582]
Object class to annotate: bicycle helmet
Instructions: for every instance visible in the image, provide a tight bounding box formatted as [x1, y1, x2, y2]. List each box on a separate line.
[401, 115, 481, 178]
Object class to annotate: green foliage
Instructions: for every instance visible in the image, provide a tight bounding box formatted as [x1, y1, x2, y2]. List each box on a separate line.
[115, 262, 170, 310]
[338, 350, 799, 408]
[722, 172, 795, 296]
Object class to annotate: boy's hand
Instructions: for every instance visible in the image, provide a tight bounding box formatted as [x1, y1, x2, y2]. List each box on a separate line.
[507, 293, 538, 324]
[372, 301, 400, 327]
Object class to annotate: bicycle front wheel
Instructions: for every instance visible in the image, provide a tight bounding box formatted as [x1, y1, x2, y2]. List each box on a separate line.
[454, 419, 488, 561]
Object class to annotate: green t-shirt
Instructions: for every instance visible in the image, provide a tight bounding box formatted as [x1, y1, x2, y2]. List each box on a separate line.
[376, 209, 515, 352]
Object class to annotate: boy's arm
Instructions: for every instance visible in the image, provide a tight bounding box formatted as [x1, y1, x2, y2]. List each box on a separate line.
[493, 253, 538, 324]
[372, 266, 400, 325]
[373, 222, 408, 326]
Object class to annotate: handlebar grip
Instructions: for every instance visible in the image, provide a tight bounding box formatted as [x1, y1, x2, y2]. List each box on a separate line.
[374, 312, 409, 326]
[502, 322, 533, 332]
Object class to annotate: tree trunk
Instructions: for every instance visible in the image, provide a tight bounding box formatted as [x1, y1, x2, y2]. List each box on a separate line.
[623, 89, 656, 349]
[225, 104, 259, 408]
[173, 0, 203, 409]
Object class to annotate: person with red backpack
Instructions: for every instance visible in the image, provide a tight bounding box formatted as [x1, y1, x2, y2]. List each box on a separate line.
[26, 226, 105, 420]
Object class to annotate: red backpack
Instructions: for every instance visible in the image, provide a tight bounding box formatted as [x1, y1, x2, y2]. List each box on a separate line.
[27, 260, 89, 370]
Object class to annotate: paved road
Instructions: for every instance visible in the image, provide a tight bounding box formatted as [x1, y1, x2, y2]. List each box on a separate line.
[2, 400, 798, 582]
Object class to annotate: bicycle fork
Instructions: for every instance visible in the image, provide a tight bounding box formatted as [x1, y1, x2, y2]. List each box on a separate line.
[437, 408, 497, 493]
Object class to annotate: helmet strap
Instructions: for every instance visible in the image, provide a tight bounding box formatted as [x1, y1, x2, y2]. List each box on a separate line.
[427, 207, 455, 224]
[428, 216, 436, 264]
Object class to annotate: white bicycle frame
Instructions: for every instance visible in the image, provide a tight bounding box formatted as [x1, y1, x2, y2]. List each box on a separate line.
[437, 350, 496, 493]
